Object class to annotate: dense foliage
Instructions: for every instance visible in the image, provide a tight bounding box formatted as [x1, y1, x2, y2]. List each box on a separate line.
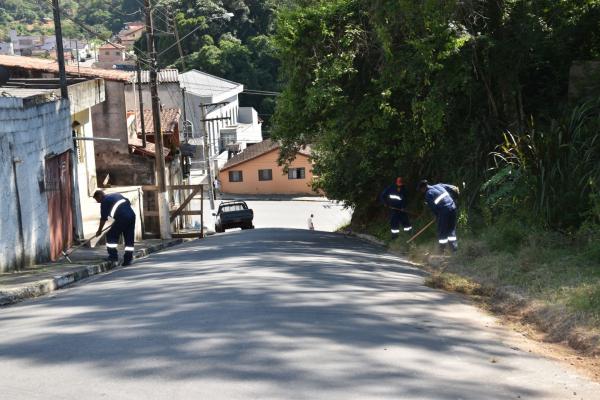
[272, 0, 600, 229]
[0, 0, 142, 41]
[154, 0, 286, 128]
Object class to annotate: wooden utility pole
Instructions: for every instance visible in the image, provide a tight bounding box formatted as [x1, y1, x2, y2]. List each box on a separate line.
[136, 61, 147, 148]
[144, 0, 171, 239]
[169, 7, 186, 71]
[51, 0, 68, 99]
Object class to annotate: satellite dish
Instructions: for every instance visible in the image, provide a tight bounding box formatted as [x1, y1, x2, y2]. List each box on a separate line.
[0, 66, 9, 85]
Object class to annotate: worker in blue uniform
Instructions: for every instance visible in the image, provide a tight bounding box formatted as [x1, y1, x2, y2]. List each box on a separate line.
[418, 180, 459, 253]
[93, 190, 137, 266]
[380, 177, 412, 239]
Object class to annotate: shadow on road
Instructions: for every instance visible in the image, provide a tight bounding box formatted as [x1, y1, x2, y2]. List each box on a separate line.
[0, 229, 550, 399]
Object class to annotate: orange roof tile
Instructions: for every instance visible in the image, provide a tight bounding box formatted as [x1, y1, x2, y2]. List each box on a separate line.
[0, 54, 133, 82]
[133, 108, 181, 134]
[99, 42, 126, 50]
[128, 136, 172, 160]
[220, 139, 311, 171]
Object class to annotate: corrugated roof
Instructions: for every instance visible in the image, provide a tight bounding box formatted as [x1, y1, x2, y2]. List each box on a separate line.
[134, 108, 180, 134]
[0, 55, 134, 82]
[179, 69, 243, 97]
[220, 139, 311, 171]
[0, 87, 56, 99]
[130, 69, 179, 84]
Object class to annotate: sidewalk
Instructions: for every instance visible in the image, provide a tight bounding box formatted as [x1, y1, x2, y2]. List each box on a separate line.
[0, 238, 185, 306]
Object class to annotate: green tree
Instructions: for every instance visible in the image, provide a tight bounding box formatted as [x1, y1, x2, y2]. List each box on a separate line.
[271, 0, 600, 229]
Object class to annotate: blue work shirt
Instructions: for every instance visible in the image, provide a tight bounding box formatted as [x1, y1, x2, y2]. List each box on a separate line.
[424, 184, 456, 215]
[100, 193, 135, 221]
[380, 184, 408, 210]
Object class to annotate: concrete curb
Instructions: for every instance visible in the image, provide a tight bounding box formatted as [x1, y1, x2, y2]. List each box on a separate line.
[0, 239, 184, 307]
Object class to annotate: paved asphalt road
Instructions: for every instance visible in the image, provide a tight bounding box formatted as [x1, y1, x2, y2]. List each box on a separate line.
[0, 229, 598, 399]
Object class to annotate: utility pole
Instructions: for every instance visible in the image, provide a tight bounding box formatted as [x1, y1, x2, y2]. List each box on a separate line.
[144, 0, 171, 239]
[169, 7, 186, 71]
[75, 40, 80, 75]
[51, 0, 68, 99]
[136, 61, 147, 148]
[200, 105, 215, 210]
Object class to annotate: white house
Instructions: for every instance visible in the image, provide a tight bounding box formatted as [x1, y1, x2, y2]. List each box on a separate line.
[0, 42, 14, 55]
[178, 70, 263, 169]
[9, 30, 44, 56]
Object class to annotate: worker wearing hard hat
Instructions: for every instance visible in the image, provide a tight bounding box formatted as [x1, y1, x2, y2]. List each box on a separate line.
[380, 177, 413, 239]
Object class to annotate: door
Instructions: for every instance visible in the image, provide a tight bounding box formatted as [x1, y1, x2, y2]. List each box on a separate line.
[45, 152, 73, 261]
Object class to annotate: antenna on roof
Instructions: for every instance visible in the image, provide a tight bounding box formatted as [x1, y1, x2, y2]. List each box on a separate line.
[0, 66, 10, 86]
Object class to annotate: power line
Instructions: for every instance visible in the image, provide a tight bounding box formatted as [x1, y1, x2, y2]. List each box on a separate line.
[130, 0, 172, 28]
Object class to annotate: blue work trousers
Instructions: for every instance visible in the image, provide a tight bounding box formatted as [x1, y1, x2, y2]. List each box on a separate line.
[106, 216, 136, 264]
[437, 208, 457, 249]
[390, 210, 412, 235]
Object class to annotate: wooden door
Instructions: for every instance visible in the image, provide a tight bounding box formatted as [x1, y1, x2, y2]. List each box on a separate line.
[45, 152, 73, 261]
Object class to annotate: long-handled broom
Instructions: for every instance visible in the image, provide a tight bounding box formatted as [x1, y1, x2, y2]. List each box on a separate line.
[59, 224, 112, 263]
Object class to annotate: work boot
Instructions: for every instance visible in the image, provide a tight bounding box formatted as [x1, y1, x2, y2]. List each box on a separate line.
[437, 243, 447, 255]
[122, 252, 133, 266]
[450, 242, 458, 253]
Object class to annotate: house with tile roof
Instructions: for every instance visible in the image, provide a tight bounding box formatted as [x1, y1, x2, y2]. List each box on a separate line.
[117, 22, 145, 49]
[218, 140, 316, 195]
[96, 42, 129, 69]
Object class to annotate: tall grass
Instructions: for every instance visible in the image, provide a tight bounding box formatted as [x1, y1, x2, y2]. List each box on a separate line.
[485, 99, 600, 229]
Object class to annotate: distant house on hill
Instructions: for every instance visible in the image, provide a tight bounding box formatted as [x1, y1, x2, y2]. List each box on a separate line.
[96, 42, 128, 68]
[117, 22, 145, 49]
[218, 140, 316, 195]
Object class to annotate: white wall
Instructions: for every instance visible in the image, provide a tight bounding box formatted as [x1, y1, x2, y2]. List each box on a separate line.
[124, 82, 182, 115]
[237, 107, 263, 147]
[0, 98, 72, 272]
[0, 42, 14, 55]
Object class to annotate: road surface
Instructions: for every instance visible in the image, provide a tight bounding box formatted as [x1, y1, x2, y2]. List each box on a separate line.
[0, 229, 597, 399]
[195, 197, 353, 232]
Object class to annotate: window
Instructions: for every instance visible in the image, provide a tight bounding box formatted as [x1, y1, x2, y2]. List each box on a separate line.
[229, 171, 243, 182]
[258, 169, 272, 181]
[221, 203, 246, 213]
[288, 168, 306, 180]
[105, 51, 110, 55]
[115, 51, 121, 56]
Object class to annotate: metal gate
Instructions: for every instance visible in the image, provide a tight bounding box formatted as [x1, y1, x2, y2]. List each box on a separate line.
[45, 152, 73, 261]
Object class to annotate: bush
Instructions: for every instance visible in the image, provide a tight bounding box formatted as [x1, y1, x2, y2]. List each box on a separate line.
[481, 221, 530, 253]
[486, 100, 600, 230]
